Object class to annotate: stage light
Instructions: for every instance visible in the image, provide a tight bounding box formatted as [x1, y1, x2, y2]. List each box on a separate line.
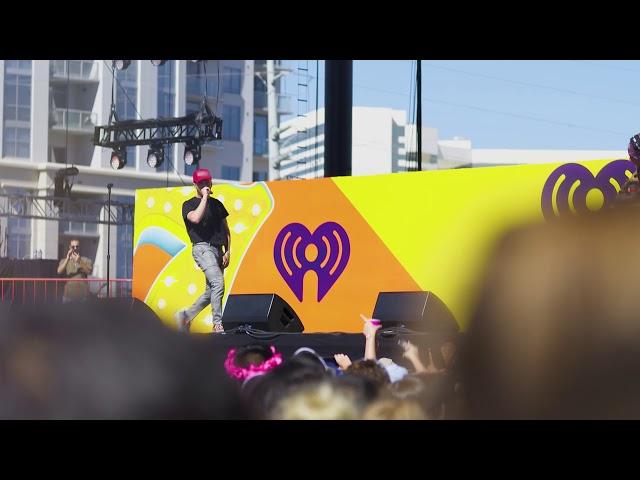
[111, 148, 127, 170]
[146, 144, 164, 168]
[184, 143, 201, 166]
[151, 60, 167, 67]
[214, 117, 223, 140]
[114, 60, 131, 71]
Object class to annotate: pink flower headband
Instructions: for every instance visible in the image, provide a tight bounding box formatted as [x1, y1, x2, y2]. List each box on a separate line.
[224, 346, 283, 381]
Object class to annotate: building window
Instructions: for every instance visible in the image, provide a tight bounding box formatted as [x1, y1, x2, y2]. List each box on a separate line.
[116, 62, 138, 168]
[6, 193, 31, 259]
[221, 165, 240, 181]
[223, 104, 241, 141]
[157, 61, 175, 118]
[223, 67, 241, 94]
[254, 115, 268, 156]
[3, 60, 31, 158]
[184, 162, 197, 177]
[186, 61, 219, 100]
[115, 61, 138, 120]
[186, 99, 200, 115]
[157, 61, 175, 173]
[253, 171, 268, 181]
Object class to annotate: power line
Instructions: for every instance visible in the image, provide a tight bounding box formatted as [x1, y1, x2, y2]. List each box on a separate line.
[570, 60, 640, 74]
[422, 62, 640, 107]
[425, 97, 628, 137]
[353, 83, 628, 137]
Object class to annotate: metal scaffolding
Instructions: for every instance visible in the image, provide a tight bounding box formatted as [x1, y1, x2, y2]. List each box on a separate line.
[0, 193, 134, 226]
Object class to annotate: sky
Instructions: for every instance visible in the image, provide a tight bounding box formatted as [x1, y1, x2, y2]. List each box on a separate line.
[280, 60, 640, 150]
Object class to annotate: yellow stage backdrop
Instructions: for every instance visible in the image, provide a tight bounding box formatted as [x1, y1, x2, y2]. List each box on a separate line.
[132, 158, 635, 333]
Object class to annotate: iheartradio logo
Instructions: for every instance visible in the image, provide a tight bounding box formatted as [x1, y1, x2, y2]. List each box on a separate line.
[541, 160, 635, 219]
[273, 222, 350, 302]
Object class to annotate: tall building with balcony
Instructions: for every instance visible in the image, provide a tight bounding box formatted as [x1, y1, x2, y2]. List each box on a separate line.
[252, 60, 293, 181]
[0, 60, 287, 283]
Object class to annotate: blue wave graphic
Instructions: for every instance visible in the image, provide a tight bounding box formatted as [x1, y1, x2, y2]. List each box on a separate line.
[135, 227, 186, 257]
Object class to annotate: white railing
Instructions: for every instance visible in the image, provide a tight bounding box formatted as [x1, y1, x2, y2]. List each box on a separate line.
[50, 60, 97, 81]
[51, 108, 96, 132]
[253, 92, 293, 114]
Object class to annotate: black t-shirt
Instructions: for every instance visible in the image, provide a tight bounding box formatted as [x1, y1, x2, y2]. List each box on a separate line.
[182, 196, 230, 246]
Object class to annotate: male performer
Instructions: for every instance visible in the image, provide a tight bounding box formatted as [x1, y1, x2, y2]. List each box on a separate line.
[176, 168, 231, 333]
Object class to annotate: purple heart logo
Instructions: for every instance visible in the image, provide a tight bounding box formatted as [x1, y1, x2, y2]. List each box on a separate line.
[541, 160, 635, 219]
[273, 222, 350, 302]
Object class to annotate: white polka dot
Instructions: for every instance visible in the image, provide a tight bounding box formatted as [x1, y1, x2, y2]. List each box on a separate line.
[163, 202, 172, 213]
[166, 187, 173, 192]
[188, 284, 197, 295]
[202, 314, 213, 326]
[182, 187, 193, 196]
[251, 204, 261, 216]
[216, 194, 225, 204]
[157, 299, 167, 310]
[232, 222, 247, 234]
[234, 199, 243, 211]
[164, 276, 176, 287]
[146, 197, 155, 208]
[194, 262, 201, 271]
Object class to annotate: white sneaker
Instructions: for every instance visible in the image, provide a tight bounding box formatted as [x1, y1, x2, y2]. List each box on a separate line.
[175, 310, 191, 333]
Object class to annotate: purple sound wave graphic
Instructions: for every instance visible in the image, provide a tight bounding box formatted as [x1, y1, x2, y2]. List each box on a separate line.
[541, 160, 635, 219]
[274, 222, 350, 302]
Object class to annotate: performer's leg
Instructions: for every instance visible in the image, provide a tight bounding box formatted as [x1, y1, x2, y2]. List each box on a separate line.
[182, 283, 211, 324]
[182, 244, 215, 324]
[207, 247, 225, 331]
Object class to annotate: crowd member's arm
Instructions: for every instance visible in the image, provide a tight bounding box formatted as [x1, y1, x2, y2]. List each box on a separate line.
[360, 314, 381, 360]
[401, 340, 428, 373]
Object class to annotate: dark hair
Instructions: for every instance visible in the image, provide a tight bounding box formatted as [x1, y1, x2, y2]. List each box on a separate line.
[0, 302, 246, 419]
[293, 348, 329, 372]
[345, 359, 390, 387]
[233, 344, 274, 369]
[389, 374, 426, 401]
[242, 356, 330, 419]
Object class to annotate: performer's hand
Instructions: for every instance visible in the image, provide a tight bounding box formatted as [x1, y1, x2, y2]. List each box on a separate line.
[66, 248, 74, 260]
[71, 252, 80, 263]
[201, 186, 211, 197]
[222, 251, 230, 268]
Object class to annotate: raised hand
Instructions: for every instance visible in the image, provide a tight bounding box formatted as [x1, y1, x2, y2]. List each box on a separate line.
[425, 348, 446, 375]
[360, 313, 381, 338]
[334, 353, 352, 371]
[401, 340, 419, 360]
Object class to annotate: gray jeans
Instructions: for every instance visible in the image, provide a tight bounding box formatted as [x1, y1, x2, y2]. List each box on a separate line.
[184, 243, 225, 326]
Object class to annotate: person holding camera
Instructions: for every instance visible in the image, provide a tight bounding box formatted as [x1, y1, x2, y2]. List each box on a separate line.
[57, 238, 93, 303]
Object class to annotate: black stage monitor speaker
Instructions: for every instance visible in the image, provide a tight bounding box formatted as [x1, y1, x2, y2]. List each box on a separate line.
[372, 291, 459, 332]
[222, 294, 304, 333]
[87, 297, 162, 326]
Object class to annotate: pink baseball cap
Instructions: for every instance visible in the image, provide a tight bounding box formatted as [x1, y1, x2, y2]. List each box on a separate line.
[192, 168, 212, 184]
